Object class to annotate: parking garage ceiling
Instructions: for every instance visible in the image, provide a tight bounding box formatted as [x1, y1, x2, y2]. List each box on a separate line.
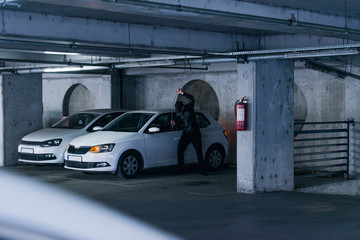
[0, 0, 359, 74]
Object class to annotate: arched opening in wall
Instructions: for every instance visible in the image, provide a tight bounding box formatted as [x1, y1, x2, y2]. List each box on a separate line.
[63, 84, 94, 116]
[294, 83, 307, 134]
[178, 80, 220, 120]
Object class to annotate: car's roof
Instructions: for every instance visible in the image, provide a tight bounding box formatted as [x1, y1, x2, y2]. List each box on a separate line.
[124, 109, 208, 114]
[78, 109, 128, 115]
[125, 109, 175, 114]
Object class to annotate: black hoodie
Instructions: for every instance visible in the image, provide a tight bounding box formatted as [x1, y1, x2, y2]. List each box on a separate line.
[175, 92, 199, 134]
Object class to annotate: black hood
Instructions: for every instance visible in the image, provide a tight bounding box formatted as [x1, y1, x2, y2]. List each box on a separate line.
[175, 101, 184, 113]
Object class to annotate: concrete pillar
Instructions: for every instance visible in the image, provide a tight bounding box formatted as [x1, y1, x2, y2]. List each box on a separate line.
[111, 70, 122, 109]
[122, 75, 137, 110]
[3, 73, 43, 166]
[237, 60, 294, 193]
[0, 75, 3, 166]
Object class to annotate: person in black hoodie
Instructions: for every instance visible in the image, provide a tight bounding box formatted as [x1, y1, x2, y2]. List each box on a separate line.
[171, 88, 207, 175]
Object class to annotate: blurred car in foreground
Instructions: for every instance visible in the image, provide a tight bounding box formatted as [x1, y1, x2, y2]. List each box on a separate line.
[65, 110, 228, 178]
[18, 109, 126, 165]
[0, 169, 179, 240]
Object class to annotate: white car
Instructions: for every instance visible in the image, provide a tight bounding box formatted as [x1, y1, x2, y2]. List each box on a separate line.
[64, 110, 228, 178]
[18, 109, 126, 165]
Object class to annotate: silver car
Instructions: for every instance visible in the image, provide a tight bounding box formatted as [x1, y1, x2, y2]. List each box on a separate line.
[18, 109, 126, 165]
[64, 110, 228, 178]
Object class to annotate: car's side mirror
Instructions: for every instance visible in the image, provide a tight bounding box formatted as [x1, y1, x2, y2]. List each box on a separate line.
[93, 126, 103, 131]
[148, 127, 160, 133]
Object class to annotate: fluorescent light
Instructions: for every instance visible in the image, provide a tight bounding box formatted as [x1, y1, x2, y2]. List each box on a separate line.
[44, 51, 81, 56]
[43, 66, 108, 73]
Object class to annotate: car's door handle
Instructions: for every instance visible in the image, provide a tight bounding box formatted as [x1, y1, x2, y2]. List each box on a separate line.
[174, 137, 180, 140]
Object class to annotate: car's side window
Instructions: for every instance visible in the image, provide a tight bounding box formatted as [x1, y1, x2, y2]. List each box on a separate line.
[196, 113, 211, 128]
[148, 113, 176, 133]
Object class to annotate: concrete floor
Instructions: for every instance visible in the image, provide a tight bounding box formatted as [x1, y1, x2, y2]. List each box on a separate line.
[4, 164, 360, 240]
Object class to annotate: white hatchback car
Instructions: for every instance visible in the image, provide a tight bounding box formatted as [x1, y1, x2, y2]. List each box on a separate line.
[18, 109, 126, 165]
[64, 110, 228, 178]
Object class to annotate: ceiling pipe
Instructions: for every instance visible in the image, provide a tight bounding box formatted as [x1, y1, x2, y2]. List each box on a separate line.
[108, 0, 360, 38]
[175, 58, 236, 65]
[0, 65, 109, 75]
[209, 43, 360, 57]
[0, 43, 359, 74]
[305, 60, 360, 80]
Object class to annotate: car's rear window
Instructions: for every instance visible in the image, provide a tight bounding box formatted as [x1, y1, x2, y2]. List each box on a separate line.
[196, 113, 211, 128]
[103, 113, 155, 132]
[51, 113, 99, 129]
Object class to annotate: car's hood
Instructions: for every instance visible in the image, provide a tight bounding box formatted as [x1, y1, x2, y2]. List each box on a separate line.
[22, 128, 83, 142]
[70, 131, 137, 147]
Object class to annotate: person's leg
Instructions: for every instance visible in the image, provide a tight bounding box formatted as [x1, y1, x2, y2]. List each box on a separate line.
[191, 131, 206, 174]
[177, 132, 191, 173]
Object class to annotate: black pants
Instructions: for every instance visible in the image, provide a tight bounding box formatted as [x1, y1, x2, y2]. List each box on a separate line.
[177, 129, 205, 171]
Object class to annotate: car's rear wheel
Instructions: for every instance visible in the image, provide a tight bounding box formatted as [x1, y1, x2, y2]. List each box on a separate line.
[117, 150, 142, 179]
[205, 145, 224, 170]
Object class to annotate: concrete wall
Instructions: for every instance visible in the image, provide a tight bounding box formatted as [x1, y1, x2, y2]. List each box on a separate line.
[3, 73, 43, 166]
[295, 63, 345, 122]
[345, 74, 360, 176]
[42, 74, 112, 127]
[295, 62, 360, 177]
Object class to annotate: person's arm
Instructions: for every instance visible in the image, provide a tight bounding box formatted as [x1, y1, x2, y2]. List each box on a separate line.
[182, 92, 194, 110]
[176, 88, 194, 110]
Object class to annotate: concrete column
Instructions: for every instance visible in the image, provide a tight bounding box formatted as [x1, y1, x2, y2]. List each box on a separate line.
[122, 75, 137, 110]
[3, 73, 43, 166]
[0, 75, 3, 166]
[111, 70, 122, 109]
[237, 60, 294, 193]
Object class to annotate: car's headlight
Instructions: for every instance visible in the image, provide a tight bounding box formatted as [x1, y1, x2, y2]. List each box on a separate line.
[90, 144, 115, 153]
[41, 139, 62, 147]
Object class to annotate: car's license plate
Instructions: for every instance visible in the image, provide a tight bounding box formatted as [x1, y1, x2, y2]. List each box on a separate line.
[21, 148, 34, 154]
[67, 155, 82, 162]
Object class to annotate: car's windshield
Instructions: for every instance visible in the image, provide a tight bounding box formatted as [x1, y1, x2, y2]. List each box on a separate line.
[51, 113, 99, 129]
[103, 112, 155, 132]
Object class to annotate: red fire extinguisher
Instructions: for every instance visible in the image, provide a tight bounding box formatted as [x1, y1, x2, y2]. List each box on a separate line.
[235, 96, 247, 131]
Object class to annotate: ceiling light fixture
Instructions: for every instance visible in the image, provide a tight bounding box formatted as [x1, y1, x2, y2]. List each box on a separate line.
[43, 51, 81, 56]
[43, 66, 108, 73]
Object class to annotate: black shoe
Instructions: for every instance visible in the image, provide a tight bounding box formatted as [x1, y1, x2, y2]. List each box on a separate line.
[200, 170, 208, 176]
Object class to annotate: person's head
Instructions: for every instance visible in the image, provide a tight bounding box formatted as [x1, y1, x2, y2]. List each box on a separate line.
[175, 101, 184, 113]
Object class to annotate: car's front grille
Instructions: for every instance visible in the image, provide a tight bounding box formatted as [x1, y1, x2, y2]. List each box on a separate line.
[65, 160, 98, 169]
[18, 153, 57, 161]
[21, 141, 42, 146]
[67, 145, 91, 154]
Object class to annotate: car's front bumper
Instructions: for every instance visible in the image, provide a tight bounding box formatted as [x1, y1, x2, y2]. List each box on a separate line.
[64, 152, 118, 172]
[18, 144, 65, 164]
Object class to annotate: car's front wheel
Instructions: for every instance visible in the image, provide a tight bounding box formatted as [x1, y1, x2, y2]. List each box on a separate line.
[117, 150, 142, 179]
[205, 145, 224, 170]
